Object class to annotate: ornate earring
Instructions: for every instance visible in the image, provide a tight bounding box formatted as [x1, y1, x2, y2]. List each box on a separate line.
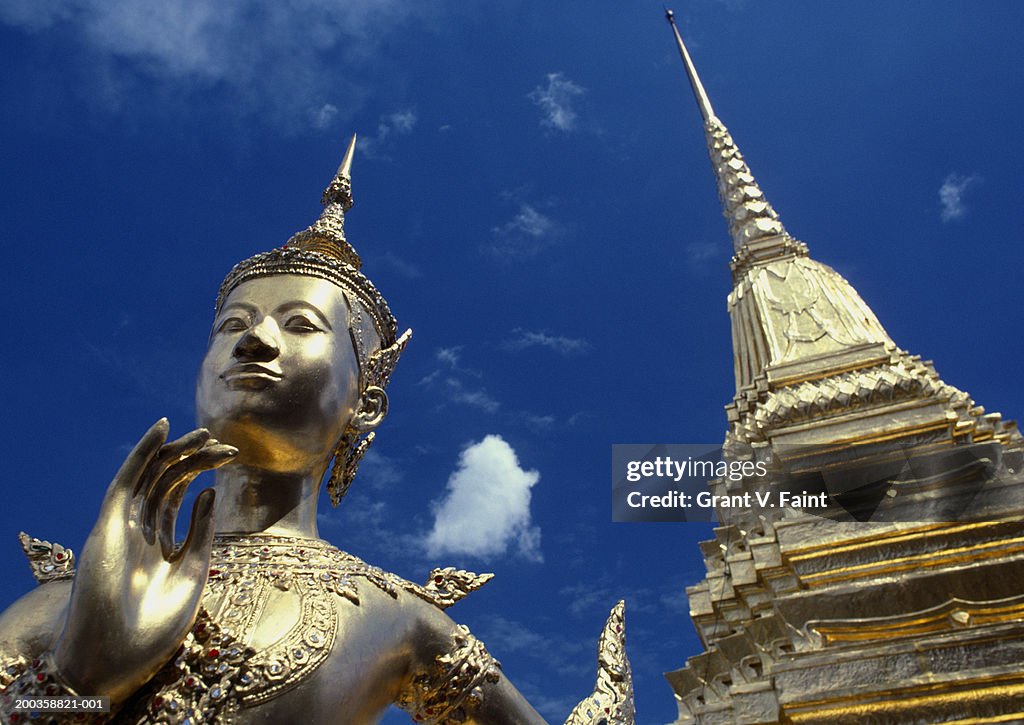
[327, 429, 375, 506]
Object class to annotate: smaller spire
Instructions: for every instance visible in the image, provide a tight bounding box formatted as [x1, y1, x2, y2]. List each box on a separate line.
[665, 9, 715, 123]
[287, 133, 362, 268]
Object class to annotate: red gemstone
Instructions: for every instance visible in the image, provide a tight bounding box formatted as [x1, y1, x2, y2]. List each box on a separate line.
[185, 677, 196, 687]
[10, 713, 19, 722]
[434, 576, 444, 584]
[207, 649, 220, 658]
[208, 569, 220, 577]
[152, 696, 164, 709]
[36, 673, 46, 682]
[54, 553, 64, 561]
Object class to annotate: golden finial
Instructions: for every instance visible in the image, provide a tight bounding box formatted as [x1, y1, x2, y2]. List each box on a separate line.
[287, 133, 361, 268]
[323, 133, 357, 212]
[665, 9, 715, 123]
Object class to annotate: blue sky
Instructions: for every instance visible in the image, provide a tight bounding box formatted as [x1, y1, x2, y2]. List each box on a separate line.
[2, 2, 1024, 723]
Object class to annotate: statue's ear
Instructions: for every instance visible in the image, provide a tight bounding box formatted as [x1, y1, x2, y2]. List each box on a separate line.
[351, 386, 388, 434]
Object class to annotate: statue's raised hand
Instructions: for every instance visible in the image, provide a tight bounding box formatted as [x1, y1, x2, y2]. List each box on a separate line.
[53, 419, 236, 702]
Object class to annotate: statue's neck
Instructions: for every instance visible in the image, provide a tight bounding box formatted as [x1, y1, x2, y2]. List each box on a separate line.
[210, 465, 325, 539]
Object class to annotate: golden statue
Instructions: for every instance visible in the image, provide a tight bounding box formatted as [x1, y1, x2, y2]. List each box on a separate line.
[0, 137, 633, 724]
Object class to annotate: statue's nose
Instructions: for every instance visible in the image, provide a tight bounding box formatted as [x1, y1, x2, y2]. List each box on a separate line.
[233, 323, 280, 362]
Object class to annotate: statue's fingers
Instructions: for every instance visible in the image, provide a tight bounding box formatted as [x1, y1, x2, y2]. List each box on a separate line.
[102, 418, 169, 517]
[173, 488, 217, 572]
[143, 444, 236, 550]
[133, 428, 211, 497]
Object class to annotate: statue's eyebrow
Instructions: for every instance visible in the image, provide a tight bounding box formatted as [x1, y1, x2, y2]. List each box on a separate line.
[275, 300, 333, 331]
[218, 301, 258, 319]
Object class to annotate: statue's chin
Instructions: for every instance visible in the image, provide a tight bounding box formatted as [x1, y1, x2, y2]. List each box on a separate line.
[198, 416, 334, 477]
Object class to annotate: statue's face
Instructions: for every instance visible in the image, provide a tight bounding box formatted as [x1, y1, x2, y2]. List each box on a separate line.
[195, 275, 361, 474]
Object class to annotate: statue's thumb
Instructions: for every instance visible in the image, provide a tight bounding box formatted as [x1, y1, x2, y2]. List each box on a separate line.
[178, 488, 217, 569]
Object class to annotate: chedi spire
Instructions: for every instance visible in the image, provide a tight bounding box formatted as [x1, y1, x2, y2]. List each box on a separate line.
[665, 9, 788, 254]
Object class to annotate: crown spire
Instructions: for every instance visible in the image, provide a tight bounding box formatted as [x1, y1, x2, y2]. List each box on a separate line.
[665, 9, 789, 254]
[286, 133, 361, 268]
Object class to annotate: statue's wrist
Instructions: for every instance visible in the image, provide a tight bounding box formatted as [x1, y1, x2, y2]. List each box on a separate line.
[52, 641, 140, 708]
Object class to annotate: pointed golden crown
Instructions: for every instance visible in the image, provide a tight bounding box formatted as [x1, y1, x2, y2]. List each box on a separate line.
[216, 134, 411, 391]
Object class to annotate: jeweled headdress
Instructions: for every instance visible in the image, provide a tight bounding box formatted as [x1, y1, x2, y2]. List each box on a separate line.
[216, 135, 412, 505]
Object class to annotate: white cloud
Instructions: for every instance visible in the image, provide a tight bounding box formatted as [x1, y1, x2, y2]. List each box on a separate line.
[528, 72, 585, 132]
[0, 0, 431, 128]
[939, 172, 980, 222]
[504, 329, 591, 355]
[424, 435, 542, 561]
[488, 204, 563, 258]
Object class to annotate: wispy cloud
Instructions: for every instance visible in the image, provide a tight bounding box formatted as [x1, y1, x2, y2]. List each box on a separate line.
[487, 203, 564, 259]
[710, 0, 752, 10]
[418, 375, 498, 412]
[939, 172, 980, 222]
[419, 347, 498, 412]
[375, 251, 422, 279]
[685, 241, 721, 270]
[424, 435, 542, 561]
[523, 413, 556, 431]
[436, 346, 462, 368]
[528, 72, 585, 132]
[445, 378, 500, 413]
[503, 329, 591, 355]
[471, 615, 590, 719]
[0, 0, 431, 128]
[354, 449, 403, 491]
[361, 109, 418, 158]
[311, 103, 339, 130]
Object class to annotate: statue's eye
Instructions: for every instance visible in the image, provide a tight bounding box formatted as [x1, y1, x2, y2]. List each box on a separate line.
[217, 317, 248, 334]
[284, 315, 320, 332]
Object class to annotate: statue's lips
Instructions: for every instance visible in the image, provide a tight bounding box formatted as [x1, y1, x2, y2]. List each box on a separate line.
[222, 364, 284, 388]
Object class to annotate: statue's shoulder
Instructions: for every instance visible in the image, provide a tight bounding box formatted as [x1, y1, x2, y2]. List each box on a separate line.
[0, 534, 75, 685]
[17, 532, 75, 584]
[331, 546, 494, 611]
